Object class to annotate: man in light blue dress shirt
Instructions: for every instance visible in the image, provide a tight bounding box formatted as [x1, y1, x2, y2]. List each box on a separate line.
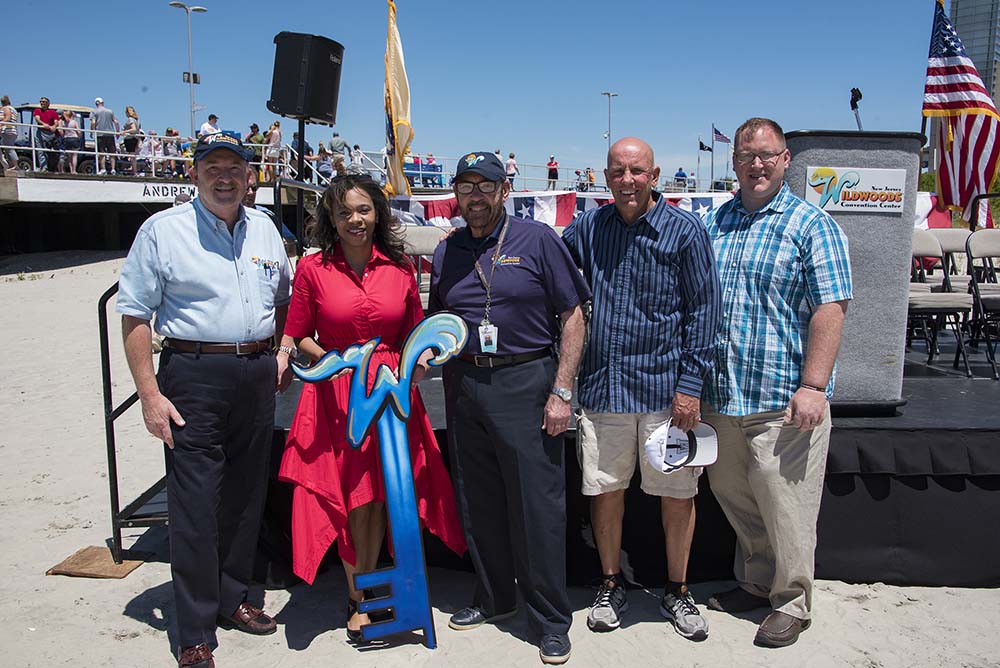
[703, 118, 852, 649]
[117, 133, 293, 668]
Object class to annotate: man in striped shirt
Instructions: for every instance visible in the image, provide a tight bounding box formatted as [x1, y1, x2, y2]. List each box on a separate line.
[562, 137, 721, 640]
[702, 117, 852, 648]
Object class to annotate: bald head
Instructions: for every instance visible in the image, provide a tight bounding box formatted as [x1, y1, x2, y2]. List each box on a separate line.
[607, 137, 654, 168]
[605, 137, 660, 224]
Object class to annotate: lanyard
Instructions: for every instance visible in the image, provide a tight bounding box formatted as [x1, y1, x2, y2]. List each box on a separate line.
[472, 214, 510, 325]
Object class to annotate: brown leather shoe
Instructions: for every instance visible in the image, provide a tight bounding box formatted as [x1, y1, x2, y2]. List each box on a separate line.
[217, 601, 278, 635]
[178, 643, 214, 668]
[706, 586, 770, 613]
[754, 610, 811, 648]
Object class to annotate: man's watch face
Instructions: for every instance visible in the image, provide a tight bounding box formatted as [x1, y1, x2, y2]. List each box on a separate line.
[552, 387, 572, 402]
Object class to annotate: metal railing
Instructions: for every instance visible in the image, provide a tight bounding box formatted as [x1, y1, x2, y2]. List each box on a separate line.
[5, 121, 737, 193]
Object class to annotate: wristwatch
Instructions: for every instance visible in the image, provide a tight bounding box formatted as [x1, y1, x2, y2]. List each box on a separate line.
[550, 386, 572, 402]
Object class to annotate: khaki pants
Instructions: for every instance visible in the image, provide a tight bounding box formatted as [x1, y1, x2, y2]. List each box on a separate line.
[703, 407, 831, 620]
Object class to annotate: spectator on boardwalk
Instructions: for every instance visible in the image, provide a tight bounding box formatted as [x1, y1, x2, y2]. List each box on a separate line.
[328, 131, 348, 173]
[263, 120, 282, 182]
[674, 167, 687, 189]
[306, 141, 334, 182]
[1, 95, 17, 172]
[122, 106, 141, 175]
[505, 152, 519, 186]
[58, 109, 82, 174]
[561, 136, 720, 641]
[162, 128, 183, 177]
[199, 113, 220, 137]
[91, 97, 120, 176]
[245, 123, 265, 168]
[586, 167, 595, 190]
[136, 130, 162, 176]
[349, 144, 365, 174]
[703, 117, 853, 649]
[32, 97, 59, 172]
[546, 155, 559, 190]
[292, 132, 314, 182]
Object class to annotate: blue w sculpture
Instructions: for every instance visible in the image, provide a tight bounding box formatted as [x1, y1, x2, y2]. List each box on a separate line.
[291, 312, 468, 648]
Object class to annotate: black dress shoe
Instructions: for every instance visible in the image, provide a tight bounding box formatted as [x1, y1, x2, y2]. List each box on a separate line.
[754, 610, 811, 648]
[217, 602, 277, 635]
[706, 586, 771, 613]
[539, 634, 572, 665]
[448, 605, 518, 631]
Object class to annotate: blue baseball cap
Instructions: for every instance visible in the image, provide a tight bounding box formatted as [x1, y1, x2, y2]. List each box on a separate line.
[455, 151, 506, 182]
[194, 132, 251, 162]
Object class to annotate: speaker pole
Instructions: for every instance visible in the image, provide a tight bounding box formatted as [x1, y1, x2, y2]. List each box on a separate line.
[296, 117, 307, 256]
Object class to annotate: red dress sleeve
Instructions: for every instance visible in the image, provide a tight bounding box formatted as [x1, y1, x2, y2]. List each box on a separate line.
[399, 269, 425, 341]
[285, 255, 317, 339]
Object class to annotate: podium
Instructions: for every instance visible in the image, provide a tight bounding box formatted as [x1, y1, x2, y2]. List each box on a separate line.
[785, 130, 925, 416]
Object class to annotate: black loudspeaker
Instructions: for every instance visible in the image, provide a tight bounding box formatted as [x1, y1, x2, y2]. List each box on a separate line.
[267, 32, 345, 126]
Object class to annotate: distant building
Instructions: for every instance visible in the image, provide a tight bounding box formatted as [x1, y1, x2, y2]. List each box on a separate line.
[950, 0, 1000, 101]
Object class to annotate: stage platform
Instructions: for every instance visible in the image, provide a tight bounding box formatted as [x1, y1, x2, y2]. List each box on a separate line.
[265, 340, 1000, 590]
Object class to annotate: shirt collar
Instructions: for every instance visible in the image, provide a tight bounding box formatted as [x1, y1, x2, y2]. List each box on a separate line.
[331, 240, 390, 268]
[193, 196, 248, 232]
[609, 191, 664, 231]
[735, 181, 793, 215]
[455, 212, 508, 249]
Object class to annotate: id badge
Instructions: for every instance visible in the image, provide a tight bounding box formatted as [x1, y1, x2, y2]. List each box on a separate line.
[478, 324, 498, 353]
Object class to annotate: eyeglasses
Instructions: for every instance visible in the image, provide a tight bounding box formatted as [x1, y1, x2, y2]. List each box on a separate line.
[734, 150, 785, 165]
[247, 185, 258, 192]
[455, 181, 501, 195]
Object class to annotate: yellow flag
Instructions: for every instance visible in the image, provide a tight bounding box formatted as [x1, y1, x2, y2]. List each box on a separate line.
[384, 0, 412, 196]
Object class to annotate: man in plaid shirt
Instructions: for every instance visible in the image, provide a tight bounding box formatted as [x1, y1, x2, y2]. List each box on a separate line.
[702, 117, 853, 649]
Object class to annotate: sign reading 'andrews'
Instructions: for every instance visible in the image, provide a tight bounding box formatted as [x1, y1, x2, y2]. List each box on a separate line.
[805, 166, 906, 213]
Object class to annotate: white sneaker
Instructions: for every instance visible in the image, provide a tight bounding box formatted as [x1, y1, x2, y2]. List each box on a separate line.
[97, 169, 106, 175]
[586, 576, 629, 631]
[660, 588, 708, 640]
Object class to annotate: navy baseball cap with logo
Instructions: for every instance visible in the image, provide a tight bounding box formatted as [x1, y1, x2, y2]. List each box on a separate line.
[455, 151, 506, 182]
[194, 132, 251, 162]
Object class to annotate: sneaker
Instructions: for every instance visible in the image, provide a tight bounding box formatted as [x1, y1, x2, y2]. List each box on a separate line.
[660, 587, 709, 640]
[97, 169, 106, 175]
[586, 575, 628, 631]
[539, 634, 571, 664]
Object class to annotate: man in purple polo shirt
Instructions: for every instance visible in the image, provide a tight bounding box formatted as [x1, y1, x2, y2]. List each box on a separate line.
[429, 151, 591, 665]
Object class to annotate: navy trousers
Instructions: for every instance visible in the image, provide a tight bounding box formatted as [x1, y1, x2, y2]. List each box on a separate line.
[158, 349, 276, 649]
[442, 355, 572, 637]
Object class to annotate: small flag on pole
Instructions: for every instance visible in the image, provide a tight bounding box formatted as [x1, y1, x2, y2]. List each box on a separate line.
[699, 140, 713, 152]
[922, 0, 1000, 224]
[712, 126, 731, 144]
[384, 0, 413, 197]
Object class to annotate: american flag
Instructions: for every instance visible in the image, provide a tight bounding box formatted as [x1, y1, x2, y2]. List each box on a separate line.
[923, 0, 1000, 224]
[712, 126, 731, 144]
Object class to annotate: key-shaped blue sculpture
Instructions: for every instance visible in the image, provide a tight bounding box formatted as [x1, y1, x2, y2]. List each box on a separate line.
[291, 312, 468, 648]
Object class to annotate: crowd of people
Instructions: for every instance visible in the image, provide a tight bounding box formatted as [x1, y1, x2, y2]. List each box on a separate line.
[116, 116, 852, 668]
[0, 95, 371, 182]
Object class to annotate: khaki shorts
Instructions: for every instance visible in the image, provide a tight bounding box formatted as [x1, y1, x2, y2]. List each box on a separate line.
[576, 408, 701, 499]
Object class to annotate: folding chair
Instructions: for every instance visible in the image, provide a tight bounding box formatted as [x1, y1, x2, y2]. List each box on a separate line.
[928, 227, 972, 293]
[965, 228, 1000, 379]
[400, 225, 447, 307]
[908, 229, 973, 376]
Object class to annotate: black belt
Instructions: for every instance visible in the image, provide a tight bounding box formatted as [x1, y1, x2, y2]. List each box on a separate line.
[164, 337, 273, 355]
[457, 349, 550, 368]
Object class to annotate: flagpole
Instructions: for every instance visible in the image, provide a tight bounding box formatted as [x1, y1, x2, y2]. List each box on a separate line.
[697, 135, 701, 191]
[710, 128, 715, 192]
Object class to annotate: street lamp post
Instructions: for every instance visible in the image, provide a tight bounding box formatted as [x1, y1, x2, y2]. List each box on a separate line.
[601, 91, 618, 151]
[169, 2, 207, 139]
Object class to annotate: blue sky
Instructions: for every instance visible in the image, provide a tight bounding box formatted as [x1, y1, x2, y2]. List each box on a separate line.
[6, 0, 945, 180]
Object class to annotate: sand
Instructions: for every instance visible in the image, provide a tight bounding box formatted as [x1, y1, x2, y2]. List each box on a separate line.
[0, 252, 997, 668]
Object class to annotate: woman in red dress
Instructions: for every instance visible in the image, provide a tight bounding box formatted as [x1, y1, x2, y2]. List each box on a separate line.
[278, 175, 466, 640]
